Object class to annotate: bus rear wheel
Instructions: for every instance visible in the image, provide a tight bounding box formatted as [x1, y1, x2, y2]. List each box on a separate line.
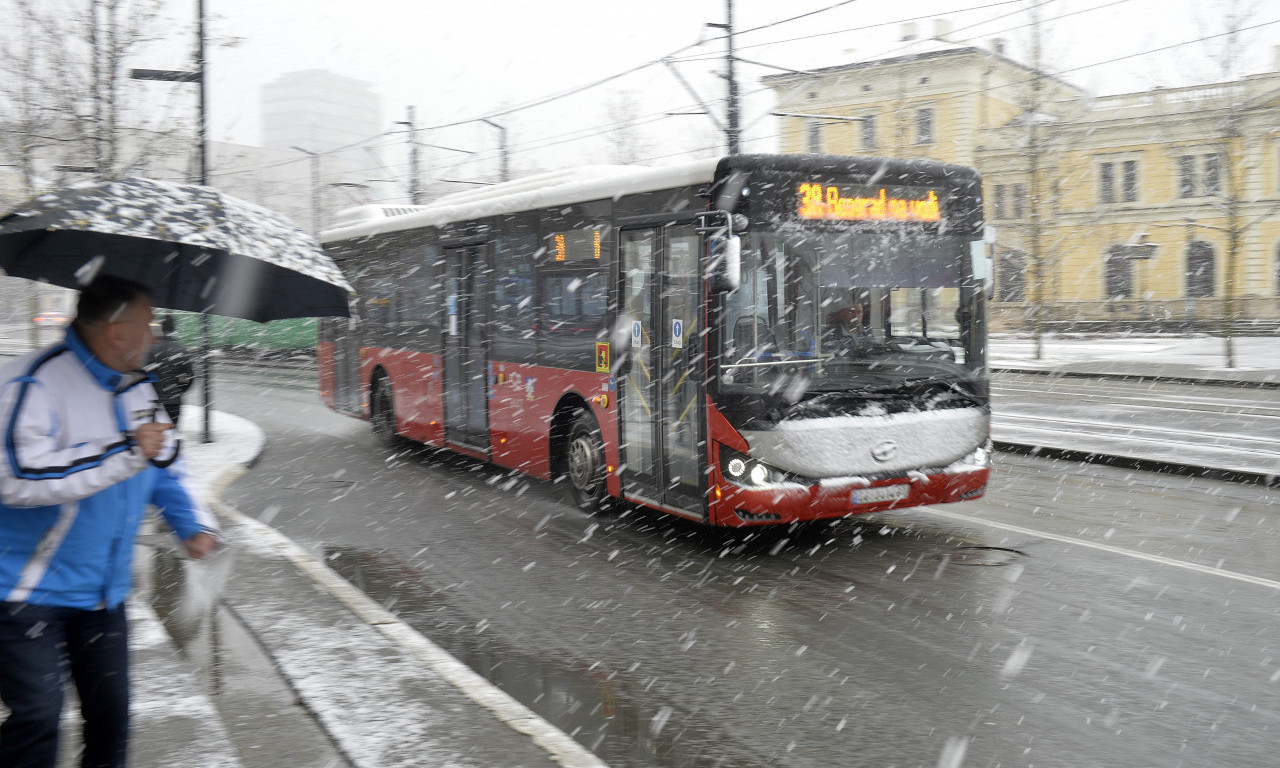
[370, 376, 398, 447]
[565, 410, 608, 513]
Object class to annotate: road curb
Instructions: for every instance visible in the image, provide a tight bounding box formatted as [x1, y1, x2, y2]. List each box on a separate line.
[991, 366, 1280, 389]
[992, 440, 1280, 488]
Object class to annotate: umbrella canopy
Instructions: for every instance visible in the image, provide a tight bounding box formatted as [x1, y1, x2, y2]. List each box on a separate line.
[0, 177, 352, 323]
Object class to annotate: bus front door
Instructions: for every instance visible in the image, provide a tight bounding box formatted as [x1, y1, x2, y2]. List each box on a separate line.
[619, 226, 705, 517]
[443, 245, 489, 453]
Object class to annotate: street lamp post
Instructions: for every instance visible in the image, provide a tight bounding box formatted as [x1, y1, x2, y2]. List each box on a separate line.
[130, 0, 214, 444]
[396, 106, 423, 204]
[291, 147, 323, 235]
[479, 119, 509, 183]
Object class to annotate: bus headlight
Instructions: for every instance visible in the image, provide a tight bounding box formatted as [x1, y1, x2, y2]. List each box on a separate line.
[942, 440, 993, 473]
[720, 446, 797, 488]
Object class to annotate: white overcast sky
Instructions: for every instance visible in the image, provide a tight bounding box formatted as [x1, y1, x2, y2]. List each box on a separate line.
[135, 0, 1279, 187]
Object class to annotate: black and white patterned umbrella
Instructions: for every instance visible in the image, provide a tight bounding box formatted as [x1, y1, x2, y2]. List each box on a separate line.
[0, 177, 351, 322]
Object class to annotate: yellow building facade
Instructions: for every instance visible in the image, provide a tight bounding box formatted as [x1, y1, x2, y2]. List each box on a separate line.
[766, 37, 1280, 331]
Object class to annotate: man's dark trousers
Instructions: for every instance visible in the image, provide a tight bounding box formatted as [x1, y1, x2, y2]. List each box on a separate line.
[0, 602, 130, 768]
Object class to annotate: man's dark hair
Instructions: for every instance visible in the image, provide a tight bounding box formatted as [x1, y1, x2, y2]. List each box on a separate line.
[74, 275, 152, 327]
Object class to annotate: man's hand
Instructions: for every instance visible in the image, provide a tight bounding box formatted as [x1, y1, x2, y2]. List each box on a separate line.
[184, 531, 218, 560]
[133, 422, 171, 459]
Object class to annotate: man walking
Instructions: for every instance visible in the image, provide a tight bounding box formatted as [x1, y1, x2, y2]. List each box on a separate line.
[0, 275, 219, 768]
[146, 316, 195, 427]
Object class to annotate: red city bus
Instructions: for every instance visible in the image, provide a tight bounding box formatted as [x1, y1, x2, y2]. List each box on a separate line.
[318, 154, 991, 527]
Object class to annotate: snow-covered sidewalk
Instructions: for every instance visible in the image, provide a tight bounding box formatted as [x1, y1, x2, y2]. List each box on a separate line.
[989, 334, 1280, 384]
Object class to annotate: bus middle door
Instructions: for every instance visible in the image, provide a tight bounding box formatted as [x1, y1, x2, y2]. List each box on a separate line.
[619, 225, 705, 517]
[443, 244, 490, 453]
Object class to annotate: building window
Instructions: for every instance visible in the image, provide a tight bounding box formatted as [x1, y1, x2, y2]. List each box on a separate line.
[1186, 240, 1215, 298]
[1122, 160, 1138, 203]
[916, 108, 933, 144]
[996, 247, 1026, 303]
[806, 121, 821, 154]
[1178, 155, 1197, 198]
[1178, 153, 1222, 198]
[1099, 162, 1115, 204]
[994, 183, 1026, 219]
[1104, 245, 1133, 299]
[860, 115, 877, 150]
[1203, 154, 1221, 196]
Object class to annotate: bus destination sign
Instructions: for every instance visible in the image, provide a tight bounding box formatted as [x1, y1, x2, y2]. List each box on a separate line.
[798, 183, 941, 222]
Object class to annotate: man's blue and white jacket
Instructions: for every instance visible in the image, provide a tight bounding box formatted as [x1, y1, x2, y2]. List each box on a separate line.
[0, 326, 218, 610]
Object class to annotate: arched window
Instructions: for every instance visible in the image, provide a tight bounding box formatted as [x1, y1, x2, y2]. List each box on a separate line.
[1186, 240, 1215, 298]
[1104, 245, 1133, 299]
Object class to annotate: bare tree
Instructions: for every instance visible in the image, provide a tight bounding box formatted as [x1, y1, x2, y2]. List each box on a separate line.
[1198, 0, 1263, 81]
[0, 0, 191, 207]
[0, 1, 80, 202]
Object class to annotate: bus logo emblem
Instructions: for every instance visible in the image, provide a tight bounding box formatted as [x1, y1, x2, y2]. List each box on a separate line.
[596, 342, 610, 373]
[871, 440, 898, 463]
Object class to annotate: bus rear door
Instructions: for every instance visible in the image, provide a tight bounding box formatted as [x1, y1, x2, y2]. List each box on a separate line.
[619, 225, 705, 517]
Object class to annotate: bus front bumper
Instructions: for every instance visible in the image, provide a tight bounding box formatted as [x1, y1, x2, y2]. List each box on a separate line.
[711, 467, 989, 527]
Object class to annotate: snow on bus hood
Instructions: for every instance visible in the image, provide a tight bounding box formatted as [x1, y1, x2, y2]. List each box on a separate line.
[740, 407, 988, 478]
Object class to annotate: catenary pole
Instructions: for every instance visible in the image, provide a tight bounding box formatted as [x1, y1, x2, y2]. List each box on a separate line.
[197, 0, 213, 443]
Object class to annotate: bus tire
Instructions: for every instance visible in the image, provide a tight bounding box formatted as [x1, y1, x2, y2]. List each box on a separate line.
[565, 410, 608, 513]
[370, 375, 399, 447]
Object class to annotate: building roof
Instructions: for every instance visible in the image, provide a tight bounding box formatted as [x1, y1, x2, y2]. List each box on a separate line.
[762, 36, 1086, 98]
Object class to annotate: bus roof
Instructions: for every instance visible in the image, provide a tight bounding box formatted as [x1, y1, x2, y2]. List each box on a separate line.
[322, 157, 723, 244]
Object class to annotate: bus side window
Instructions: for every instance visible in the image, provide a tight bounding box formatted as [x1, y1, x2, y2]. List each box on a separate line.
[539, 270, 607, 370]
[492, 233, 538, 363]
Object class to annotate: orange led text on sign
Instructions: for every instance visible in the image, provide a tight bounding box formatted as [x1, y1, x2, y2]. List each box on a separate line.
[798, 184, 941, 222]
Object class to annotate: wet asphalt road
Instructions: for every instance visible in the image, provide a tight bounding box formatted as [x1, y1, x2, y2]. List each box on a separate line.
[216, 367, 1280, 768]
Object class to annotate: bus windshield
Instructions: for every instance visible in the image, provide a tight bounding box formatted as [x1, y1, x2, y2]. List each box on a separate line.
[718, 228, 981, 399]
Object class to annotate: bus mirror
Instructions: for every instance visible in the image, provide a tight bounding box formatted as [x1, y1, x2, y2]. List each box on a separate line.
[713, 235, 741, 293]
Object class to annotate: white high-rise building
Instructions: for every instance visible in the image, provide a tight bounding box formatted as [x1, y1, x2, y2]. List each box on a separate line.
[261, 70, 381, 154]
[260, 70, 387, 233]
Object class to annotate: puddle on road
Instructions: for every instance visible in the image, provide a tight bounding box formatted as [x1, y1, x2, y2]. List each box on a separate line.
[325, 545, 754, 768]
[937, 546, 1028, 567]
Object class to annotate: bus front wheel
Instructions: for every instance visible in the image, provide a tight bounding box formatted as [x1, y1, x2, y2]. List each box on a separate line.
[565, 410, 608, 513]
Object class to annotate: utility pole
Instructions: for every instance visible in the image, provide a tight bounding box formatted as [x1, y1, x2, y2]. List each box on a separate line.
[706, 0, 740, 154]
[397, 106, 423, 204]
[1224, 151, 1239, 370]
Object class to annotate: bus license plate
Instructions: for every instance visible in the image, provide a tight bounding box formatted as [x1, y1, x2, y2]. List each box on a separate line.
[852, 484, 909, 505]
